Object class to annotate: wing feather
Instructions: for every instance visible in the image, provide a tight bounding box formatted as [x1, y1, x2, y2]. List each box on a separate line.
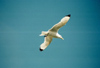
[40, 36, 53, 51]
[49, 16, 70, 32]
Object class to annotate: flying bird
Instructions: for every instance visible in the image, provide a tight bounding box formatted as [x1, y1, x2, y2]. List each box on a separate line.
[39, 14, 71, 51]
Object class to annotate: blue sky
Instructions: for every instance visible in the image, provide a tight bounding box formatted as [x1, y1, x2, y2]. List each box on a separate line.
[0, 0, 100, 68]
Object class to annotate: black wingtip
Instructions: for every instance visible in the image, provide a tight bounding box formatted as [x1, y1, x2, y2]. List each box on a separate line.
[66, 14, 71, 17]
[39, 48, 43, 51]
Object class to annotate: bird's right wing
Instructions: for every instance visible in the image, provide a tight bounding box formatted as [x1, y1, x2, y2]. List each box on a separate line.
[40, 36, 53, 51]
[49, 15, 71, 32]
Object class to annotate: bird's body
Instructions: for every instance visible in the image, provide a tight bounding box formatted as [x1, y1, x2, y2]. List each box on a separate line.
[39, 14, 71, 51]
[45, 31, 61, 38]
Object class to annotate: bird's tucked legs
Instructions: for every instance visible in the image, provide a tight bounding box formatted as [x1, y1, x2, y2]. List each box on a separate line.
[44, 33, 49, 37]
[44, 35, 47, 37]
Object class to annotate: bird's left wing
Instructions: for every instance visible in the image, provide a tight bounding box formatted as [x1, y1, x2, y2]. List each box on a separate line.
[49, 15, 71, 32]
[40, 36, 53, 51]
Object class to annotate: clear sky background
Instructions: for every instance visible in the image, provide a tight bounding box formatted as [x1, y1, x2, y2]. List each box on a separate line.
[0, 0, 100, 68]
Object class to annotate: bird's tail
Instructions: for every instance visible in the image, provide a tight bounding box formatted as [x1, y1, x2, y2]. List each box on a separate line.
[39, 31, 48, 36]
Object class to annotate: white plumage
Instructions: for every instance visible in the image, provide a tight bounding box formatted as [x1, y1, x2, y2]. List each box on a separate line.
[39, 14, 71, 51]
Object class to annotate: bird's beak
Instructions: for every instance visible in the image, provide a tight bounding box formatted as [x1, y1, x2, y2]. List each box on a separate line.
[61, 38, 64, 40]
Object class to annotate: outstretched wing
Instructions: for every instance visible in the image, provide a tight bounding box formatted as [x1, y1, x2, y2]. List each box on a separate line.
[49, 15, 71, 32]
[40, 36, 53, 51]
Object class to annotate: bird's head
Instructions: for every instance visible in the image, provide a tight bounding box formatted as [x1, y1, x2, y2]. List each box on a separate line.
[59, 34, 64, 40]
[57, 33, 64, 40]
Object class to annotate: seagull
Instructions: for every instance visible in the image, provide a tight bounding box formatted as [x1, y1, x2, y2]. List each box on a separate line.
[39, 14, 71, 51]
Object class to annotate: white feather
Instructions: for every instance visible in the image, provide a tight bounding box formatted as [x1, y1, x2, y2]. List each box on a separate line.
[39, 15, 71, 51]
